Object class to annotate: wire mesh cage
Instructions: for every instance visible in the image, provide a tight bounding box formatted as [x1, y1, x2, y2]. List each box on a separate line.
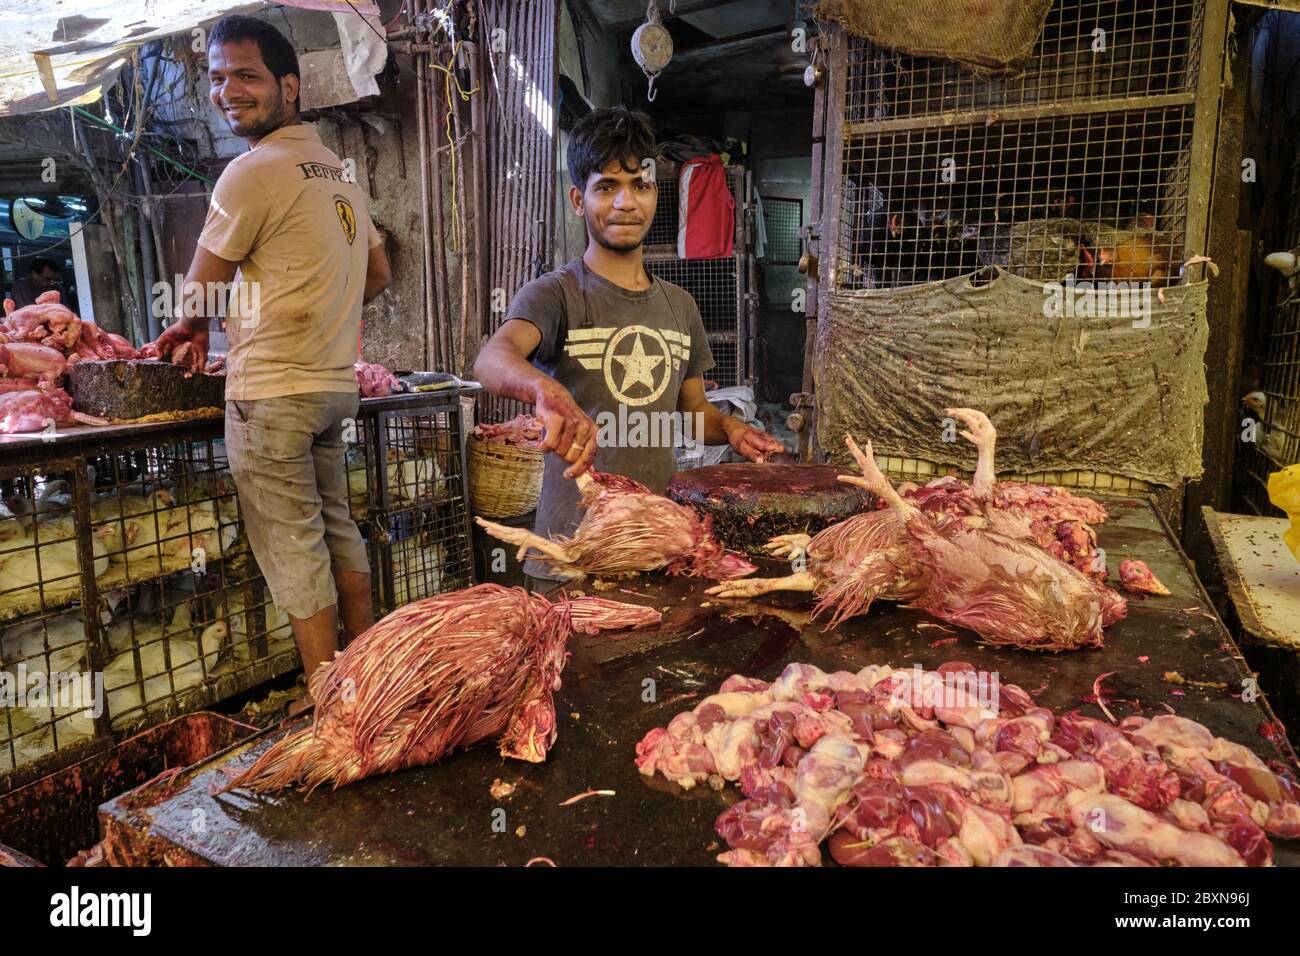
[1241, 163, 1300, 515]
[361, 394, 476, 612]
[0, 427, 299, 787]
[644, 163, 747, 254]
[834, 0, 1205, 291]
[706, 337, 741, 393]
[644, 256, 744, 387]
[763, 196, 804, 266]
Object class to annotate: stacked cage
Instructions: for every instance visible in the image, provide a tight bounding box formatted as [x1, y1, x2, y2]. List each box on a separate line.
[834, 0, 1202, 292]
[1240, 142, 1300, 513]
[352, 392, 476, 613]
[644, 161, 755, 389]
[825, 0, 1206, 494]
[0, 424, 295, 788]
[0, 391, 476, 790]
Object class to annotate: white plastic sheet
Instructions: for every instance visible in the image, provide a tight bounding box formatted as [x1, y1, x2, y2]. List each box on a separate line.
[332, 11, 387, 100]
[0, 0, 379, 116]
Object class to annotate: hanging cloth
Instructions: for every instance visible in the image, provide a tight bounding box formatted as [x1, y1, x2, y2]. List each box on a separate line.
[677, 154, 734, 259]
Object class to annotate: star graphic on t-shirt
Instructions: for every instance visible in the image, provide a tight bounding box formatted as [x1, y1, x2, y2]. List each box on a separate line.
[612, 332, 665, 394]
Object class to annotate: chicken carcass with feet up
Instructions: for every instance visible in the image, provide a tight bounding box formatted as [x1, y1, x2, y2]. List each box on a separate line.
[475, 469, 755, 582]
[847, 436, 1127, 651]
[710, 433, 1127, 651]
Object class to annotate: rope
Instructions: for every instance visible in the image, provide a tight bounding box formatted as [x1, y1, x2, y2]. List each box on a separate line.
[428, 39, 479, 254]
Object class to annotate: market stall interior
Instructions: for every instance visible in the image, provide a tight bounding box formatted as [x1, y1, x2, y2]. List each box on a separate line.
[1, 0, 1300, 869]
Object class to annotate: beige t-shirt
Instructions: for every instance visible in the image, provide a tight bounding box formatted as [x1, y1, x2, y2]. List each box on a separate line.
[197, 124, 381, 401]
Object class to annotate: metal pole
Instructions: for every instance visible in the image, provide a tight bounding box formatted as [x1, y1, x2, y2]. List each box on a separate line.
[413, 0, 437, 371]
[429, 56, 454, 372]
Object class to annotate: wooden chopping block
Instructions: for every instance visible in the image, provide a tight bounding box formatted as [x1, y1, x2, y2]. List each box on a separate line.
[667, 463, 873, 554]
[65, 360, 225, 421]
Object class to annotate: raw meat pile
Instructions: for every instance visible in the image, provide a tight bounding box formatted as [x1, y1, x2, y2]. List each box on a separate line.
[218, 584, 660, 794]
[475, 470, 757, 581]
[1, 291, 138, 367]
[0, 291, 128, 433]
[472, 413, 545, 447]
[636, 661, 1300, 867]
[354, 361, 398, 397]
[710, 431, 1127, 651]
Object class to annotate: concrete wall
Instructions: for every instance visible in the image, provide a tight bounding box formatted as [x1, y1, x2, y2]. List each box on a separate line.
[152, 3, 442, 371]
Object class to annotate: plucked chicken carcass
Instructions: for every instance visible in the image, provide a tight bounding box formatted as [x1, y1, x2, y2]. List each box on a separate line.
[892, 409, 1169, 594]
[0, 342, 67, 382]
[1, 291, 135, 368]
[885, 408, 1112, 577]
[638, 661, 1298, 866]
[217, 584, 660, 794]
[762, 408, 1111, 578]
[472, 414, 545, 447]
[709, 432, 1126, 651]
[475, 470, 756, 581]
[0, 381, 108, 434]
[844, 437, 1128, 651]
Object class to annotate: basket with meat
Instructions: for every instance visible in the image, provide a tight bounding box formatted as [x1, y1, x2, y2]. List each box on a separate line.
[468, 414, 545, 519]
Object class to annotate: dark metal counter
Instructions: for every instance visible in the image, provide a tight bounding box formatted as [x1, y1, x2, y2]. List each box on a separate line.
[99, 496, 1300, 866]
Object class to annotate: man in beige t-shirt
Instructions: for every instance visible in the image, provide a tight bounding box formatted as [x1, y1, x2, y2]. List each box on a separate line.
[148, 15, 392, 709]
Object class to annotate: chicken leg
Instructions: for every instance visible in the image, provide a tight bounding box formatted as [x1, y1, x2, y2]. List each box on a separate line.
[946, 407, 997, 497]
[765, 533, 812, 560]
[837, 435, 918, 519]
[474, 516, 574, 565]
[705, 571, 817, 599]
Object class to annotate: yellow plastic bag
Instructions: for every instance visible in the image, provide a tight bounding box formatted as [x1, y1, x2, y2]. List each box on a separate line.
[1268, 464, 1300, 562]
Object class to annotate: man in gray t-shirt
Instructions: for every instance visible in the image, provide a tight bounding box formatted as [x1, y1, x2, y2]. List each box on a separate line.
[474, 108, 783, 583]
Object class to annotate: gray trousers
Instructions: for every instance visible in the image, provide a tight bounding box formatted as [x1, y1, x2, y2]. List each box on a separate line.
[225, 392, 370, 619]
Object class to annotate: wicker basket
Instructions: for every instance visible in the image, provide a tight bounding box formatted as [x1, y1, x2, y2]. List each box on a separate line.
[468, 437, 544, 518]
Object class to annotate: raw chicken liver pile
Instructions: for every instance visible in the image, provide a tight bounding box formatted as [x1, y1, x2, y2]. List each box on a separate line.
[636, 661, 1300, 867]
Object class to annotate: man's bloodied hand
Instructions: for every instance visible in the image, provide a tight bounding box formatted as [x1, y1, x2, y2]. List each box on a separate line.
[534, 380, 598, 479]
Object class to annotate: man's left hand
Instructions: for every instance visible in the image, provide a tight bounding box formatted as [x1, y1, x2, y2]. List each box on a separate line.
[723, 418, 785, 462]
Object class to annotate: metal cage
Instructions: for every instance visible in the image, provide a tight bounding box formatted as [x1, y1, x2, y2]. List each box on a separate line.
[0, 424, 296, 788]
[832, 0, 1205, 291]
[1241, 155, 1300, 515]
[0, 391, 476, 791]
[763, 196, 805, 266]
[357, 392, 477, 612]
[644, 163, 747, 256]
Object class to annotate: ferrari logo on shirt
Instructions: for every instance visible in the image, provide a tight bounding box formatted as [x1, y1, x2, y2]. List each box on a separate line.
[334, 196, 356, 244]
[563, 325, 691, 406]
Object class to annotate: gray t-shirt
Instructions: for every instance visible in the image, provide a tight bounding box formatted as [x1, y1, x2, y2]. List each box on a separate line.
[507, 257, 715, 580]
